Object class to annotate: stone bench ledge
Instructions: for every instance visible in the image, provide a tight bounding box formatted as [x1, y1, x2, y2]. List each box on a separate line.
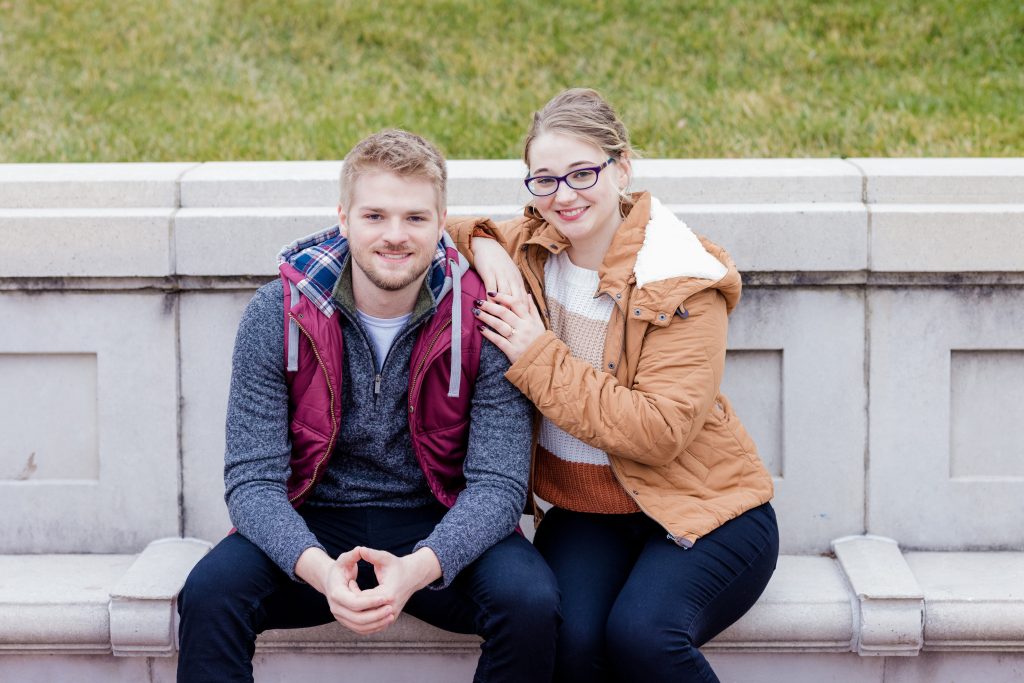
[0, 554, 136, 655]
[905, 551, 1024, 652]
[4, 540, 1023, 659]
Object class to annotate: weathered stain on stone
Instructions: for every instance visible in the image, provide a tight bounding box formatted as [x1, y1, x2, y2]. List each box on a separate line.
[16, 452, 37, 480]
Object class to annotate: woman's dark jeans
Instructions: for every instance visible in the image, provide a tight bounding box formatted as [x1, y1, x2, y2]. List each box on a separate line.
[177, 504, 560, 683]
[534, 502, 779, 683]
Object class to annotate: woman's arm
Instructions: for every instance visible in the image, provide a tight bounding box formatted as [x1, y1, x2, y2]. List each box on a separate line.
[502, 288, 728, 467]
[446, 216, 530, 303]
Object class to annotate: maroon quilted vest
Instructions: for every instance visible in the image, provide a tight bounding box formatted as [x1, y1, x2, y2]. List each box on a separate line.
[279, 261, 486, 508]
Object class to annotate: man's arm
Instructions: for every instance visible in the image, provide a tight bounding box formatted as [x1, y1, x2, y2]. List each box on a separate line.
[411, 339, 534, 588]
[223, 280, 326, 580]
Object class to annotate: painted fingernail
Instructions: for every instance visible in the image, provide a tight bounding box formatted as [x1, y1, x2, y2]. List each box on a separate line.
[472, 307, 480, 316]
[487, 291, 498, 297]
[474, 299, 484, 306]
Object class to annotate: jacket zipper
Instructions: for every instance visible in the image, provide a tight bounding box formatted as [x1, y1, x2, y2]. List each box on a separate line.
[606, 456, 690, 547]
[287, 314, 338, 504]
[408, 318, 452, 413]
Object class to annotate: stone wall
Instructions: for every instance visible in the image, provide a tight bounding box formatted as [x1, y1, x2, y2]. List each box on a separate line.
[1, 159, 1023, 681]
[3, 158, 1021, 555]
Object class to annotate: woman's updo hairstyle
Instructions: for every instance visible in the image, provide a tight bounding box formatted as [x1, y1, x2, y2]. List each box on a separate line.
[523, 88, 635, 205]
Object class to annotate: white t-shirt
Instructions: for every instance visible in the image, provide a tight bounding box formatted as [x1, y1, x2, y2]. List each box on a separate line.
[356, 310, 413, 371]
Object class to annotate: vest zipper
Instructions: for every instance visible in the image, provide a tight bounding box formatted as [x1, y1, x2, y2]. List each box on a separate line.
[287, 314, 338, 504]
[408, 319, 452, 413]
[374, 373, 382, 396]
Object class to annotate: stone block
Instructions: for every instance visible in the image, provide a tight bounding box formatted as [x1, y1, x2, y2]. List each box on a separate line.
[0, 209, 173, 277]
[179, 161, 341, 208]
[174, 208, 335, 277]
[670, 203, 868, 272]
[633, 159, 863, 204]
[447, 160, 532, 207]
[109, 538, 212, 657]
[950, 351, 1024, 478]
[870, 205, 1024, 272]
[0, 292, 179, 552]
[832, 535, 924, 656]
[0, 655, 153, 682]
[725, 288, 867, 553]
[0, 163, 196, 209]
[722, 350, 783, 477]
[0, 554, 134, 654]
[706, 653, 885, 683]
[258, 615, 481, 654]
[179, 291, 255, 542]
[884, 652, 1024, 683]
[852, 158, 1024, 204]
[868, 287, 1024, 547]
[904, 552, 1024, 652]
[1, 353, 97, 481]
[251, 652, 479, 682]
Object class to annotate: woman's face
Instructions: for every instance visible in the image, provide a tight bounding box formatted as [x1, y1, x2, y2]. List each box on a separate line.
[526, 132, 630, 249]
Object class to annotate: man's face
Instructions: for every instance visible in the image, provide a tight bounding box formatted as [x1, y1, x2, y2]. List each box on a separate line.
[339, 171, 445, 301]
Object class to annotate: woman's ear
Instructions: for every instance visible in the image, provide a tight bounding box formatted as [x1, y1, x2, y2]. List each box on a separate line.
[616, 155, 633, 189]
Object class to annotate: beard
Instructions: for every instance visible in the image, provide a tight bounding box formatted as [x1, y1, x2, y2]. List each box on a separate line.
[350, 240, 436, 293]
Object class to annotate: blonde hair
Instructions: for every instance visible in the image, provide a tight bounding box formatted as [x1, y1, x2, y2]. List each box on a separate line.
[340, 129, 447, 213]
[523, 88, 635, 205]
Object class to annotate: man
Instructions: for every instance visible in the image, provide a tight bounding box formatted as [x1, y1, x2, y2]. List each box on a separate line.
[178, 130, 558, 682]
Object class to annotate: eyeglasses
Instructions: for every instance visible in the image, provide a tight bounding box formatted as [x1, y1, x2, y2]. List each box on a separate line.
[524, 158, 616, 197]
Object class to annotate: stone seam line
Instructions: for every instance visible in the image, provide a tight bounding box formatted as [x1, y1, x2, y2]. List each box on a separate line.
[842, 158, 872, 540]
[171, 162, 201, 539]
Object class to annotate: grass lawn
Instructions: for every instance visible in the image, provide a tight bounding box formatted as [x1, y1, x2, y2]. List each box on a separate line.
[1, 0, 1021, 161]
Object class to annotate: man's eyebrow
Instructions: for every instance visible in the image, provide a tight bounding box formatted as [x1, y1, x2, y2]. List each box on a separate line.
[356, 205, 434, 215]
[531, 160, 598, 174]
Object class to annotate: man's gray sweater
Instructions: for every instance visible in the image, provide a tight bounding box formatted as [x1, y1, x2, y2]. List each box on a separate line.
[223, 274, 533, 587]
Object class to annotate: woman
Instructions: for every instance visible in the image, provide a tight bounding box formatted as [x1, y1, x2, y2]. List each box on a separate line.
[449, 88, 778, 683]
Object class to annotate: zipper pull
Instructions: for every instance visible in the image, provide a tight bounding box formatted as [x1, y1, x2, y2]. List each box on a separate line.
[374, 374, 382, 396]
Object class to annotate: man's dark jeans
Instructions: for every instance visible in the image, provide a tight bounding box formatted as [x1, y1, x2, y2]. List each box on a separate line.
[177, 504, 559, 682]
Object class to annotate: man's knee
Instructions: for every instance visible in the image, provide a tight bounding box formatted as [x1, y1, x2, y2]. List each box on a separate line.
[179, 535, 266, 618]
[475, 536, 560, 630]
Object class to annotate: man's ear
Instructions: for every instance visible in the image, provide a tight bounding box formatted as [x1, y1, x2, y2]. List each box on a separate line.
[438, 209, 447, 240]
[337, 204, 348, 237]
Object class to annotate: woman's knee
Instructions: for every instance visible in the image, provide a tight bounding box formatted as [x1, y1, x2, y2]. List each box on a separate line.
[605, 605, 700, 672]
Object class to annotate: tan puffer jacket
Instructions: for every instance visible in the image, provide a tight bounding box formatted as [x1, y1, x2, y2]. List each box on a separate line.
[449, 193, 773, 547]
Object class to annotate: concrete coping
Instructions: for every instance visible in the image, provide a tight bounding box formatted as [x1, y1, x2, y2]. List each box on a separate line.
[0, 163, 198, 209]
[2, 159, 1022, 209]
[850, 158, 1024, 204]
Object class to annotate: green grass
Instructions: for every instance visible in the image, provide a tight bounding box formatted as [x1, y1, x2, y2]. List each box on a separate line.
[1, 0, 1021, 161]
